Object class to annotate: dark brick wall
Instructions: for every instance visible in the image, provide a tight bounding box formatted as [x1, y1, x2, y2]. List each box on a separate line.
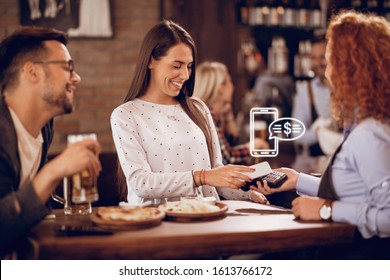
[0, 0, 160, 154]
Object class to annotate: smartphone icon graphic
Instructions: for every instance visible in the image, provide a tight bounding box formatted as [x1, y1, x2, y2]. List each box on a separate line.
[250, 108, 279, 157]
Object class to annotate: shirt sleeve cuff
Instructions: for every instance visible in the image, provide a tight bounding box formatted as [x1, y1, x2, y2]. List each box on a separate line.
[296, 173, 321, 197]
[331, 200, 359, 225]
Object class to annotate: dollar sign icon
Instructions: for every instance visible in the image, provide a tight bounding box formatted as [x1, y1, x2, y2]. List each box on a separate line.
[283, 122, 292, 136]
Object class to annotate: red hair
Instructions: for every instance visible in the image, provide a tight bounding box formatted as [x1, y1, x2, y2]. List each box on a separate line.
[326, 10, 390, 124]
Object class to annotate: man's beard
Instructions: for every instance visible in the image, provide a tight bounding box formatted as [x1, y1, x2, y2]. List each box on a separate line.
[42, 89, 74, 114]
[42, 72, 74, 114]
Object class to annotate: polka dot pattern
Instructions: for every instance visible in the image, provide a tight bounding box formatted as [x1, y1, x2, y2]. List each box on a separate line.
[111, 97, 250, 204]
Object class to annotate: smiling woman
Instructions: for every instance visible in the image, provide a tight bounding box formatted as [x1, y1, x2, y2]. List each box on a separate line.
[110, 20, 269, 207]
[147, 43, 193, 102]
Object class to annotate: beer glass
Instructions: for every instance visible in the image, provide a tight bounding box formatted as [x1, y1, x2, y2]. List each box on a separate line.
[67, 133, 99, 202]
[253, 120, 267, 149]
[52, 133, 99, 215]
[63, 176, 92, 215]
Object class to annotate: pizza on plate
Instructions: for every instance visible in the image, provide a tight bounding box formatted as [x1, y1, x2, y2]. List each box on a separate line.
[96, 207, 162, 222]
[163, 200, 221, 214]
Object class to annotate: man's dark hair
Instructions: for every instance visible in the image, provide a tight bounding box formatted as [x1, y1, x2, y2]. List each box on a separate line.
[0, 26, 68, 93]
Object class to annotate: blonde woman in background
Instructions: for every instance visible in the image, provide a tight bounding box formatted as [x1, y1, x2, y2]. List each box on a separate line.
[193, 61, 268, 166]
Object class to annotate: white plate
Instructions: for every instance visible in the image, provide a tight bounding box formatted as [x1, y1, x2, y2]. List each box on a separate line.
[160, 202, 228, 221]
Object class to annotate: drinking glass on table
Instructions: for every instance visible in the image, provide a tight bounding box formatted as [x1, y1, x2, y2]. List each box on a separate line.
[52, 133, 99, 215]
[253, 120, 267, 148]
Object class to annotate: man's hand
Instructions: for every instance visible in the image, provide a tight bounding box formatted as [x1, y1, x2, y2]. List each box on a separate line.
[33, 139, 102, 203]
[291, 196, 327, 221]
[250, 167, 298, 195]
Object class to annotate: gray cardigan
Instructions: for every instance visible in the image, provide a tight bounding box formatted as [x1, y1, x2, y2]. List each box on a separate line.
[0, 96, 53, 251]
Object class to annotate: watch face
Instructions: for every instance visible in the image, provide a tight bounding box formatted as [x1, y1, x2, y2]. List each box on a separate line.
[320, 205, 331, 220]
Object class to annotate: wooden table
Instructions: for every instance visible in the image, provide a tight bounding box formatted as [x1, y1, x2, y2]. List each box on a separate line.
[29, 200, 356, 260]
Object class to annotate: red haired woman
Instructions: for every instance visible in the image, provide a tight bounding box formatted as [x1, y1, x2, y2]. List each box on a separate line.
[254, 11, 390, 259]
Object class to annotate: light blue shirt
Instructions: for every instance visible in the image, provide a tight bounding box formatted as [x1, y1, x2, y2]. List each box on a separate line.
[292, 77, 332, 145]
[297, 118, 390, 238]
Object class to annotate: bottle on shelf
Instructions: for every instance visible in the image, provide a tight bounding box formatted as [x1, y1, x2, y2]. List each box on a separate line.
[268, 36, 289, 74]
[295, 0, 308, 27]
[318, 0, 328, 28]
[366, 0, 378, 9]
[248, 1, 257, 25]
[268, 0, 285, 25]
[308, 0, 322, 28]
[282, 0, 296, 26]
[238, 0, 330, 28]
[237, 38, 263, 75]
[350, 0, 362, 9]
[367, 0, 379, 14]
[259, 0, 271, 25]
[240, 2, 249, 25]
[255, 0, 268, 25]
[294, 40, 312, 78]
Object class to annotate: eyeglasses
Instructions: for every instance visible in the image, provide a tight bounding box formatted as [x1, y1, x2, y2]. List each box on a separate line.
[33, 60, 74, 76]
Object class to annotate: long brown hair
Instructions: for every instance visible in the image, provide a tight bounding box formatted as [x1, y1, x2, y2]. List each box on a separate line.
[326, 10, 390, 125]
[116, 20, 214, 196]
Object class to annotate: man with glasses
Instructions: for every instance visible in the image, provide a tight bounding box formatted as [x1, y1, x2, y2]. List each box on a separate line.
[0, 26, 102, 257]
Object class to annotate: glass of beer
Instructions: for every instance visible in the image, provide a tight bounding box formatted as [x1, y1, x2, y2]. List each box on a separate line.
[63, 176, 92, 215]
[253, 120, 267, 145]
[64, 133, 99, 215]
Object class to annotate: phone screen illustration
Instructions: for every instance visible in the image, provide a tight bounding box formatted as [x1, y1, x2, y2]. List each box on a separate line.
[250, 108, 279, 157]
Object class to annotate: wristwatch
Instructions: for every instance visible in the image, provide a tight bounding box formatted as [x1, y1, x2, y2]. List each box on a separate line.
[319, 200, 333, 221]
